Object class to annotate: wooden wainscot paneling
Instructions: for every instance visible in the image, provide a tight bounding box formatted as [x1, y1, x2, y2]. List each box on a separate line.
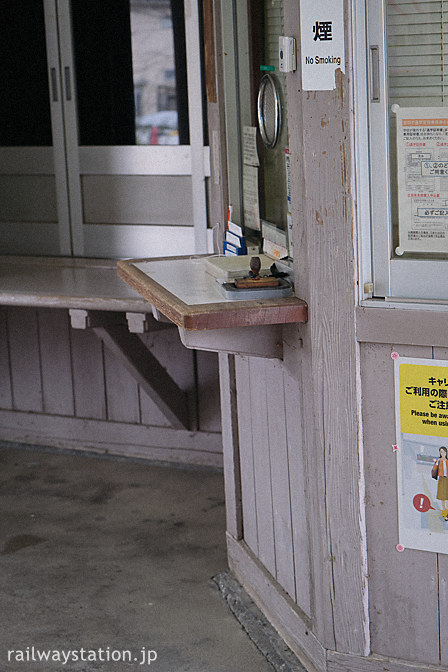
[38, 309, 74, 416]
[234, 355, 259, 557]
[0, 409, 222, 467]
[244, 356, 276, 577]
[327, 649, 446, 672]
[196, 349, 222, 432]
[282, 355, 312, 617]
[7, 307, 43, 412]
[266, 358, 297, 601]
[227, 533, 326, 672]
[0, 306, 222, 467]
[70, 327, 107, 420]
[360, 343, 440, 665]
[0, 306, 13, 409]
[219, 353, 243, 540]
[232, 351, 312, 613]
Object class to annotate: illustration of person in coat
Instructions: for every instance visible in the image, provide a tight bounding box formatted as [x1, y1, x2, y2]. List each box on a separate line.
[433, 446, 448, 514]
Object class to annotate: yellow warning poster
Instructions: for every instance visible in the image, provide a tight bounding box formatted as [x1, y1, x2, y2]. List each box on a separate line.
[395, 355, 448, 554]
[399, 362, 448, 437]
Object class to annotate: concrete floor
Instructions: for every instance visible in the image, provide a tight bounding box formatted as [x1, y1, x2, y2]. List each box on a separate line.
[0, 443, 275, 672]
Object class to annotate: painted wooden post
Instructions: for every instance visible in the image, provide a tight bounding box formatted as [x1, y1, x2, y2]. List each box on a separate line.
[284, 0, 368, 656]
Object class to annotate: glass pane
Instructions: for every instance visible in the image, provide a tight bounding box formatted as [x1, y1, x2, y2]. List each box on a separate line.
[71, 0, 136, 146]
[131, 0, 189, 145]
[261, 0, 289, 229]
[0, 0, 52, 146]
[387, 0, 448, 258]
[243, 0, 289, 237]
[71, 0, 189, 146]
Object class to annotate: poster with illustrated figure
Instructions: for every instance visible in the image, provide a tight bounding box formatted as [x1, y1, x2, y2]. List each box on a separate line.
[394, 355, 448, 554]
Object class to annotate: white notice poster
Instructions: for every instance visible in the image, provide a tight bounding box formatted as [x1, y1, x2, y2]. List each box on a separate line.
[299, 0, 345, 91]
[243, 164, 260, 231]
[242, 126, 259, 167]
[395, 106, 448, 254]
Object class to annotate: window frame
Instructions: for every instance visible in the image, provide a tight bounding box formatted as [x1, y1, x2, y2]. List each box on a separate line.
[360, 0, 448, 304]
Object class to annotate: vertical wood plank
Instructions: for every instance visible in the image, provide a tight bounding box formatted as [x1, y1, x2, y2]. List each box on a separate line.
[136, 331, 171, 428]
[361, 342, 439, 665]
[0, 307, 12, 409]
[138, 391, 171, 427]
[7, 307, 43, 412]
[219, 353, 242, 539]
[249, 356, 276, 577]
[284, 361, 312, 617]
[103, 346, 140, 424]
[139, 330, 197, 429]
[235, 354, 258, 556]
[196, 350, 221, 432]
[138, 333, 173, 427]
[266, 358, 296, 599]
[38, 309, 74, 416]
[202, 0, 217, 103]
[70, 327, 107, 420]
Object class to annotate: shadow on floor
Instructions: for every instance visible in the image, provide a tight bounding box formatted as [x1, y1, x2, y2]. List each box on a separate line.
[0, 443, 275, 672]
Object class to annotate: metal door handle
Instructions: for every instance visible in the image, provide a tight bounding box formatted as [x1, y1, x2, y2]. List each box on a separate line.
[50, 68, 58, 102]
[64, 67, 72, 101]
[370, 45, 380, 103]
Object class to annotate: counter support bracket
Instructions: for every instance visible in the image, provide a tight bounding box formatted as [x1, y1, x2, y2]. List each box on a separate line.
[178, 324, 284, 359]
[93, 325, 190, 430]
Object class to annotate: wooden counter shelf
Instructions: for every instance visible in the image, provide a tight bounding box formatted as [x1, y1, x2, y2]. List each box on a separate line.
[117, 256, 308, 359]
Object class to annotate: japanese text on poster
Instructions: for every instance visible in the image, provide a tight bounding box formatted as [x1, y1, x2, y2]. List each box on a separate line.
[394, 356, 448, 554]
[395, 106, 448, 254]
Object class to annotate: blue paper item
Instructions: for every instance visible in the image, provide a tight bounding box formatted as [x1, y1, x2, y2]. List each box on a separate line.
[224, 231, 247, 253]
[223, 240, 247, 256]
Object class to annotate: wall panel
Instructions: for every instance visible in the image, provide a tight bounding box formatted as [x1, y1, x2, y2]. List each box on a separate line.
[266, 358, 295, 600]
[103, 346, 141, 424]
[249, 356, 276, 577]
[361, 342, 439, 665]
[70, 327, 107, 420]
[139, 329, 197, 428]
[0, 307, 12, 409]
[0, 176, 57, 222]
[82, 175, 193, 225]
[235, 355, 258, 556]
[38, 309, 74, 416]
[196, 350, 222, 433]
[234, 352, 311, 611]
[8, 307, 43, 412]
[283, 362, 312, 617]
[0, 307, 221, 466]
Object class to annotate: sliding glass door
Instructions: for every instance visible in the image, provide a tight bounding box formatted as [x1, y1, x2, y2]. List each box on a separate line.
[0, 0, 209, 258]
